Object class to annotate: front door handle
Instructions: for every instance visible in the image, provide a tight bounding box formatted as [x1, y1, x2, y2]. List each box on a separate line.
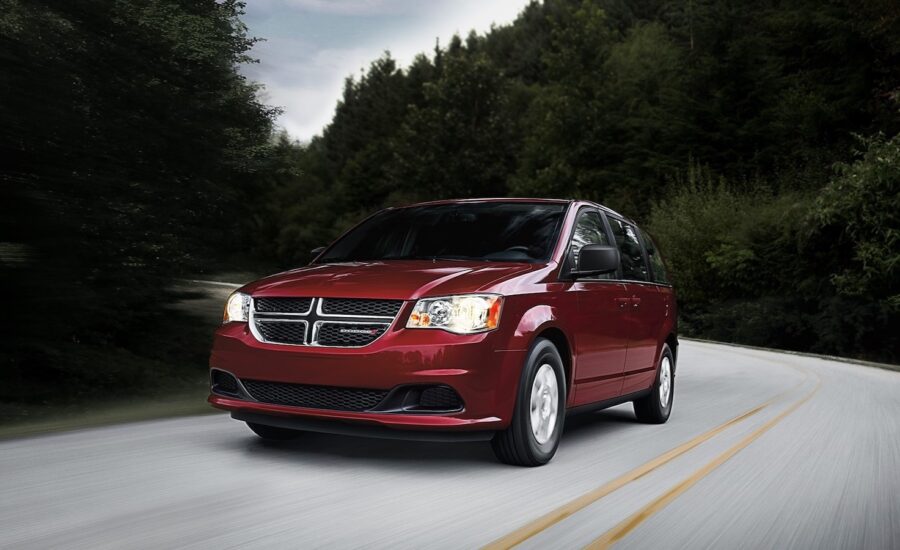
[614, 297, 630, 309]
[631, 296, 641, 308]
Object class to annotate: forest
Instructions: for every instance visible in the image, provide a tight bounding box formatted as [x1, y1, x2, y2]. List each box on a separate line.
[1, 0, 898, 418]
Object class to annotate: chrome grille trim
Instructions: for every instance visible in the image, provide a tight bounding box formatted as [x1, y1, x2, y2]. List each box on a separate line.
[249, 297, 401, 348]
[319, 298, 403, 318]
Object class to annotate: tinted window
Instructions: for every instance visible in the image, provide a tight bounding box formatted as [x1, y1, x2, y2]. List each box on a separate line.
[318, 202, 566, 263]
[608, 218, 649, 281]
[568, 209, 612, 279]
[642, 232, 669, 284]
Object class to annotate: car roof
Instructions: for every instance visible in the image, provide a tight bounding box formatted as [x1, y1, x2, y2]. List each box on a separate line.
[401, 197, 572, 207]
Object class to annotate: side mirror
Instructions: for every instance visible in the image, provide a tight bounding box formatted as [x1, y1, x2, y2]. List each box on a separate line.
[310, 246, 326, 260]
[572, 244, 619, 278]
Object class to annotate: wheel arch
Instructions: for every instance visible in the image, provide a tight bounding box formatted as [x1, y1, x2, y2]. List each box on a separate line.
[507, 303, 574, 399]
[665, 332, 679, 372]
[533, 327, 574, 396]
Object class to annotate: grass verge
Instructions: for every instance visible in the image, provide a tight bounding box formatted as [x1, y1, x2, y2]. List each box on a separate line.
[0, 382, 220, 441]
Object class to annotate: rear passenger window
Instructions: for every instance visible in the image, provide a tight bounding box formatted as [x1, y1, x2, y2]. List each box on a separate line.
[608, 218, 649, 281]
[569, 209, 612, 279]
[642, 233, 669, 284]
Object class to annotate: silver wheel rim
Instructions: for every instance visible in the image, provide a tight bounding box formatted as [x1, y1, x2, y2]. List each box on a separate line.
[530, 364, 559, 445]
[659, 356, 672, 408]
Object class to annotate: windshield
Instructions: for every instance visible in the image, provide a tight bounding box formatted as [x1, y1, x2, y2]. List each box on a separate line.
[317, 202, 567, 263]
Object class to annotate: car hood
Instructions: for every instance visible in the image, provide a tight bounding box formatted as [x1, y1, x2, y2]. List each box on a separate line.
[241, 260, 538, 300]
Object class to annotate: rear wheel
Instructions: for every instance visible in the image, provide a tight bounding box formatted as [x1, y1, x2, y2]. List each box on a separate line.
[492, 338, 566, 466]
[633, 344, 675, 423]
[246, 422, 302, 441]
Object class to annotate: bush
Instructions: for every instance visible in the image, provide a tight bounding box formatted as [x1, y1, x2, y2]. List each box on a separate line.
[648, 138, 900, 363]
[809, 133, 900, 308]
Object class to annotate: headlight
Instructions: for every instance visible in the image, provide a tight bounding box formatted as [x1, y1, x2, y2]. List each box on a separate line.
[407, 294, 503, 334]
[223, 292, 250, 323]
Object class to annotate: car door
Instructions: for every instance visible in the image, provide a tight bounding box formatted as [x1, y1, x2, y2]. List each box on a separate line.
[565, 208, 631, 406]
[641, 228, 676, 369]
[608, 218, 663, 394]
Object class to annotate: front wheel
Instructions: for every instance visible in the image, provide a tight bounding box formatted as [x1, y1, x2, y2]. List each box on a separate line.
[491, 338, 567, 466]
[633, 344, 675, 423]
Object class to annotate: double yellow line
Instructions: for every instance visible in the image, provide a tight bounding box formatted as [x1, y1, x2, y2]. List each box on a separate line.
[484, 367, 819, 550]
[587, 374, 821, 548]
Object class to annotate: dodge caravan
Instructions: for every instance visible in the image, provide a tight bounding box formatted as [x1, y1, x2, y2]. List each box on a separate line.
[209, 199, 677, 466]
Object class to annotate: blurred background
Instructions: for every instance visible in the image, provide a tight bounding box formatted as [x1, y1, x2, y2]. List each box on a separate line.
[1, 0, 898, 430]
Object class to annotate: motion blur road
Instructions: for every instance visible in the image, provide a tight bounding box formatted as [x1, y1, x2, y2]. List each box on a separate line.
[1, 341, 898, 549]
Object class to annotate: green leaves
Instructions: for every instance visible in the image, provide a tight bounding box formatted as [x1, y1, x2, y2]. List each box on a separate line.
[646, 139, 900, 361]
[5, 0, 900, 408]
[1, 0, 277, 406]
[811, 133, 900, 307]
[248, 0, 899, 360]
[391, 52, 516, 199]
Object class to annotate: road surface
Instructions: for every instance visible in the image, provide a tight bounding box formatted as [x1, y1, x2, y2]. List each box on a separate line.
[1, 341, 898, 549]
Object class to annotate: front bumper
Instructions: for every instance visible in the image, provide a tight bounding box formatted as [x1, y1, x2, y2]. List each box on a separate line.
[209, 321, 527, 433]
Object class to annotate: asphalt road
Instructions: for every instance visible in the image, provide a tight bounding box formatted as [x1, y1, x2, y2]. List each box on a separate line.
[1, 341, 898, 549]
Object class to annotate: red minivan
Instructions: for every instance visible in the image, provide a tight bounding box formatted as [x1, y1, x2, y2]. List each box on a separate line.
[209, 199, 677, 466]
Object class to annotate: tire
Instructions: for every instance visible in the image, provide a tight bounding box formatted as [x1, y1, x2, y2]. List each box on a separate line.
[246, 421, 303, 441]
[633, 343, 675, 424]
[491, 338, 567, 467]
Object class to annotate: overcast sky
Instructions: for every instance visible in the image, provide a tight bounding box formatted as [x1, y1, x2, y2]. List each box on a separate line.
[240, 0, 532, 141]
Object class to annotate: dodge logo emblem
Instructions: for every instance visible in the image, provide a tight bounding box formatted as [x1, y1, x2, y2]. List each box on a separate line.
[339, 328, 378, 335]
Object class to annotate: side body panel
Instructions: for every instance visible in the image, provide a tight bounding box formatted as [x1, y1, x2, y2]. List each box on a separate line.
[571, 282, 630, 405]
[621, 284, 668, 394]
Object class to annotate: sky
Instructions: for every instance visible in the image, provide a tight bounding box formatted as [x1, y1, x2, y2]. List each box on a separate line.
[240, 0, 533, 142]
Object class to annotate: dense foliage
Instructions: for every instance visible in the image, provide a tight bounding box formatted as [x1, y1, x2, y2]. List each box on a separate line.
[0, 0, 276, 414]
[1, 0, 898, 417]
[646, 138, 900, 359]
[258, 0, 899, 361]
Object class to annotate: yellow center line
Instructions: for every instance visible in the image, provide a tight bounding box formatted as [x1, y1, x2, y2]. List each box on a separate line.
[482, 372, 807, 550]
[585, 373, 822, 549]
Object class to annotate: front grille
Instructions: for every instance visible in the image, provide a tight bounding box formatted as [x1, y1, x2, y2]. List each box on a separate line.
[420, 386, 464, 409]
[321, 298, 403, 317]
[250, 297, 398, 347]
[316, 323, 387, 347]
[255, 297, 312, 314]
[242, 379, 388, 411]
[256, 320, 306, 344]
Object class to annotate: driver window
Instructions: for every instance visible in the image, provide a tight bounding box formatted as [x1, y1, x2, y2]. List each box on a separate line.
[569, 210, 612, 279]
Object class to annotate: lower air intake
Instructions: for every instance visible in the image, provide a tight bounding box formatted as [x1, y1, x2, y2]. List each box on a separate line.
[419, 386, 464, 410]
[211, 370, 240, 396]
[241, 379, 388, 412]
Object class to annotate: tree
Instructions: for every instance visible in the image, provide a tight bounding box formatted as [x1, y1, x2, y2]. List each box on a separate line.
[0, 0, 276, 408]
[809, 133, 900, 307]
[390, 50, 519, 200]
